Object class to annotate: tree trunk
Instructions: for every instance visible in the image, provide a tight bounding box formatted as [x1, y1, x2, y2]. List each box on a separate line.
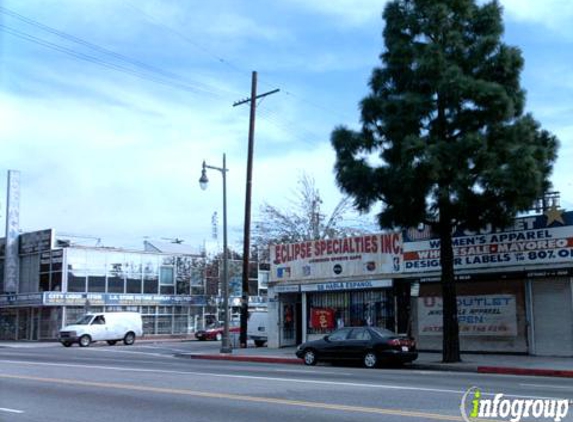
[439, 212, 461, 363]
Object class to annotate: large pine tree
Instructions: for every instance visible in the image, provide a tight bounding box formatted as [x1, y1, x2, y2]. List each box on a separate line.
[331, 0, 558, 362]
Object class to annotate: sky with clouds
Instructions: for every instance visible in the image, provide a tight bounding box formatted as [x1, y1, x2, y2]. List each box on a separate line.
[1, 0, 572, 251]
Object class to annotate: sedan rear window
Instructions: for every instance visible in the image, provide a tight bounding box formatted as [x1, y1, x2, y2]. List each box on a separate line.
[328, 328, 352, 341]
[370, 327, 396, 338]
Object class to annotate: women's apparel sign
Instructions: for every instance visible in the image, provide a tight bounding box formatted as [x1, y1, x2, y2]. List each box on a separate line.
[270, 233, 402, 281]
[403, 210, 573, 273]
[418, 294, 517, 336]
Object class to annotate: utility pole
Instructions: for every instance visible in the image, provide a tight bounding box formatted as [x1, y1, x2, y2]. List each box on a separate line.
[233, 71, 279, 348]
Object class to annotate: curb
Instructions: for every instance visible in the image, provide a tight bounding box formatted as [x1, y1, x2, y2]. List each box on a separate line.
[179, 353, 302, 365]
[410, 363, 478, 373]
[177, 354, 573, 378]
[477, 366, 573, 378]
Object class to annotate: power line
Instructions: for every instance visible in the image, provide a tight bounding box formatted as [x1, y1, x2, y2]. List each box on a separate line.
[121, 0, 249, 79]
[118, 1, 356, 123]
[256, 107, 327, 148]
[0, 6, 238, 100]
[0, 23, 217, 97]
[2, 4, 353, 146]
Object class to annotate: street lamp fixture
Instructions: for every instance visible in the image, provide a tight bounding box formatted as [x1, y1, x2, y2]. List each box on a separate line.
[199, 154, 232, 354]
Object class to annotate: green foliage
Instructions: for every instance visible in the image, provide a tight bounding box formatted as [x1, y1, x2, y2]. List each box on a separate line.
[332, 0, 559, 233]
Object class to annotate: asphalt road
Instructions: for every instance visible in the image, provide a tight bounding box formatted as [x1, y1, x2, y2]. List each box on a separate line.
[1, 341, 572, 422]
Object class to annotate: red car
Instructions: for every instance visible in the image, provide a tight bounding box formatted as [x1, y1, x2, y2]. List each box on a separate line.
[195, 321, 240, 341]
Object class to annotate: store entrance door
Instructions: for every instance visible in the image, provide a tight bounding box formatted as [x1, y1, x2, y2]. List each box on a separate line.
[279, 294, 301, 347]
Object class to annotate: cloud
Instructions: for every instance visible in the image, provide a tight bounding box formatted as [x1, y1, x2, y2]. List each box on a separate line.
[283, 0, 387, 27]
[500, 0, 573, 36]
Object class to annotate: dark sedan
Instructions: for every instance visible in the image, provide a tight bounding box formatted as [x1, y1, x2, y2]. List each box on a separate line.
[295, 326, 418, 368]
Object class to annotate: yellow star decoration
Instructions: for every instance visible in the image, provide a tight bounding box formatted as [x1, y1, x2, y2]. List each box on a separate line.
[545, 205, 565, 226]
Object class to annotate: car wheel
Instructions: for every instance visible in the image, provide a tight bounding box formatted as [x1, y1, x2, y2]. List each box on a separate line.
[303, 349, 317, 366]
[363, 351, 378, 368]
[123, 332, 136, 346]
[107, 340, 117, 346]
[215, 333, 223, 341]
[79, 335, 91, 347]
[62, 341, 72, 347]
[254, 340, 266, 347]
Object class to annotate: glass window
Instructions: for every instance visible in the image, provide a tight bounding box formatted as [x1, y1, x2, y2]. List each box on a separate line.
[160, 285, 174, 295]
[124, 253, 142, 276]
[160, 266, 174, 285]
[126, 275, 142, 294]
[329, 328, 352, 341]
[51, 250, 63, 272]
[349, 328, 372, 341]
[142, 255, 159, 279]
[88, 275, 106, 293]
[190, 267, 204, 287]
[52, 272, 62, 291]
[141, 306, 155, 315]
[19, 254, 40, 293]
[157, 315, 172, 334]
[86, 250, 107, 272]
[66, 249, 87, 272]
[307, 289, 395, 335]
[143, 276, 158, 294]
[40, 252, 51, 273]
[175, 257, 192, 296]
[107, 252, 125, 278]
[191, 286, 204, 296]
[107, 275, 124, 293]
[142, 316, 155, 334]
[40, 273, 50, 291]
[370, 327, 396, 338]
[93, 315, 105, 325]
[161, 256, 175, 266]
[258, 271, 269, 290]
[68, 273, 86, 292]
[51, 271, 62, 292]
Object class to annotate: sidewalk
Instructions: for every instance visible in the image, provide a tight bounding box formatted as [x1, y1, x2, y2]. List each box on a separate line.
[179, 345, 573, 378]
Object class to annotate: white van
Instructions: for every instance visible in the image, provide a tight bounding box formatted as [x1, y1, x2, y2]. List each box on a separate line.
[247, 311, 268, 347]
[58, 312, 143, 347]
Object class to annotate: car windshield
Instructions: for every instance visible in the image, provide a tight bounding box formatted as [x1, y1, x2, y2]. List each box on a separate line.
[73, 315, 94, 325]
[369, 327, 396, 338]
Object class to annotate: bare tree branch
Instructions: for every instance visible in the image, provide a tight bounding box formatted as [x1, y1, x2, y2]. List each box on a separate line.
[253, 173, 375, 261]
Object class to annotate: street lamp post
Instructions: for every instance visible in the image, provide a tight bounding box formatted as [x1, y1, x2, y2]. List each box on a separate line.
[199, 154, 232, 354]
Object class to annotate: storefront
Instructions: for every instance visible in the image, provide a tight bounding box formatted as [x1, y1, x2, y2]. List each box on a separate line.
[268, 233, 404, 347]
[402, 207, 573, 356]
[412, 276, 528, 353]
[270, 208, 573, 356]
[0, 229, 214, 340]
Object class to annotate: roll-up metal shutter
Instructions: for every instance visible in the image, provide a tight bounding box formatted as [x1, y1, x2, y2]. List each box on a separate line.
[531, 279, 573, 357]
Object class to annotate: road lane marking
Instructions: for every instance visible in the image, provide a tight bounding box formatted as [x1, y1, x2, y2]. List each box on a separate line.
[0, 373, 463, 421]
[272, 368, 352, 375]
[0, 360, 566, 401]
[0, 359, 464, 395]
[0, 407, 24, 414]
[80, 348, 169, 358]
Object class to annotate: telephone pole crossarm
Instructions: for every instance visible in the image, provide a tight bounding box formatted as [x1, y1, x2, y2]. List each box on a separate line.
[233, 88, 280, 107]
